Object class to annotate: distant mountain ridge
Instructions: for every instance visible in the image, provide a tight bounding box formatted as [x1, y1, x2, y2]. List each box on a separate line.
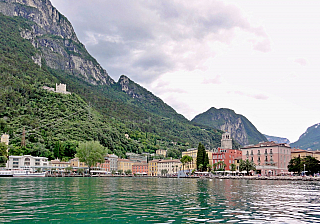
[192, 107, 267, 146]
[291, 123, 320, 151]
[264, 135, 290, 144]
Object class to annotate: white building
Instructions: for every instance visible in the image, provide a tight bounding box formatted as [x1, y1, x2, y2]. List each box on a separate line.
[7, 155, 49, 170]
[105, 154, 118, 171]
[1, 133, 9, 146]
[157, 159, 181, 176]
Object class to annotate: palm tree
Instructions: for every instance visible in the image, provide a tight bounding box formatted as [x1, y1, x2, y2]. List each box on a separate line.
[239, 159, 256, 175]
[231, 163, 236, 172]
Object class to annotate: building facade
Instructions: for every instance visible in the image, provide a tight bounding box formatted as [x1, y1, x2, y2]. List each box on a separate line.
[105, 154, 118, 171]
[7, 155, 48, 170]
[157, 159, 181, 176]
[241, 141, 291, 175]
[1, 133, 9, 146]
[156, 149, 167, 158]
[212, 148, 242, 171]
[132, 162, 148, 175]
[148, 159, 161, 176]
[117, 159, 135, 173]
[70, 158, 87, 168]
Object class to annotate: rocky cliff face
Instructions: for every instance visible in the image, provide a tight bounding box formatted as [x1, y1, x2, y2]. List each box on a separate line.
[291, 123, 320, 151]
[192, 107, 267, 146]
[0, 0, 114, 85]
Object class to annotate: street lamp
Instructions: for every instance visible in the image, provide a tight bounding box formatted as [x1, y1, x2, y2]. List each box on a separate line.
[304, 164, 306, 176]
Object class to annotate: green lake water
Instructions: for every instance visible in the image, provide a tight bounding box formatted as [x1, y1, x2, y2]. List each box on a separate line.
[0, 177, 320, 223]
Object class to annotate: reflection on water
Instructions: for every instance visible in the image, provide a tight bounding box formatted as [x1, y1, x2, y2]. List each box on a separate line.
[0, 177, 320, 223]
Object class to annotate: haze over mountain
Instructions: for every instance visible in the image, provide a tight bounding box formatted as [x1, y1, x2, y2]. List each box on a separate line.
[291, 123, 320, 151]
[192, 107, 267, 146]
[0, 0, 229, 159]
[264, 135, 290, 144]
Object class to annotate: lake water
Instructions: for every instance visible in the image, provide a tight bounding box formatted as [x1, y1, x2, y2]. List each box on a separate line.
[0, 177, 320, 223]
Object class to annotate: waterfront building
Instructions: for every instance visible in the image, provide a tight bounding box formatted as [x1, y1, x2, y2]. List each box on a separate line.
[156, 149, 167, 158]
[117, 159, 135, 173]
[182, 148, 214, 171]
[241, 141, 291, 175]
[181, 148, 198, 171]
[50, 160, 71, 170]
[132, 162, 148, 175]
[291, 148, 320, 161]
[97, 158, 110, 172]
[7, 155, 48, 170]
[157, 159, 181, 176]
[70, 158, 87, 168]
[105, 154, 118, 171]
[212, 148, 242, 171]
[148, 159, 161, 176]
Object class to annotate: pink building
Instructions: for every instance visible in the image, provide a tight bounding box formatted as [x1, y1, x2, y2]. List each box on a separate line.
[241, 141, 291, 175]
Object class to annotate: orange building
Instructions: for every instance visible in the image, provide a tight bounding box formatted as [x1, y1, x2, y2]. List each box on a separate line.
[132, 162, 148, 175]
[97, 158, 111, 172]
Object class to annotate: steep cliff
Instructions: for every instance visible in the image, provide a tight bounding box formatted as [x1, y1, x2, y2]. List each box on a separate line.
[291, 123, 320, 151]
[192, 107, 267, 146]
[0, 0, 114, 85]
[116, 75, 187, 122]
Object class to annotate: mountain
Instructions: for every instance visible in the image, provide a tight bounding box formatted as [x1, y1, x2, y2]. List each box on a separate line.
[0, 0, 114, 86]
[192, 107, 267, 146]
[0, 0, 224, 160]
[291, 123, 320, 151]
[264, 135, 290, 144]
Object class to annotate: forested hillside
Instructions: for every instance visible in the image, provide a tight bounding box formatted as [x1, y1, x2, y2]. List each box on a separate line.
[0, 11, 224, 160]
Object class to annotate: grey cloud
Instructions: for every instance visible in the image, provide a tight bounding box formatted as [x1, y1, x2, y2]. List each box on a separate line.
[51, 0, 269, 84]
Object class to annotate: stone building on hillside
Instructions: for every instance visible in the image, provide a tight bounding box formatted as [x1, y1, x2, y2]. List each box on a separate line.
[42, 83, 71, 94]
[1, 133, 9, 146]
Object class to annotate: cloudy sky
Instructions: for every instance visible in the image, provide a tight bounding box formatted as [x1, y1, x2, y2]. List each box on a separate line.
[51, 0, 320, 143]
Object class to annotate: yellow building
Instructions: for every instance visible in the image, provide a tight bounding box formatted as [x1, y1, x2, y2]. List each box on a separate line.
[291, 149, 320, 161]
[117, 159, 135, 173]
[156, 149, 167, 158]
[148, 159, 161, 176]
[70, 158, 87, 168]
[182, 148, 213, 171]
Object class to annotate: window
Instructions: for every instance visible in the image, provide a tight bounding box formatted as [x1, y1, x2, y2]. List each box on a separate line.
[265, 149, 267, 154]
[13, 158, 19, 161]
[265, 156, 268, 162]
[13, 162, 19, 165]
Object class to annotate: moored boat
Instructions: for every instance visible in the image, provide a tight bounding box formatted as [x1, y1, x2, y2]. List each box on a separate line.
[0, 170, 13, 177]
[12, 169, 46, 177]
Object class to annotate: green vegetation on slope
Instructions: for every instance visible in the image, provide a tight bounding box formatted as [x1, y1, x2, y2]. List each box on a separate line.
[0, 13, 224, 160]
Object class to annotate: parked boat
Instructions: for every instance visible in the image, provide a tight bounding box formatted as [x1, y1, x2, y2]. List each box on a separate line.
[0, 170, 13, 177]
[12, 169, 46, 177]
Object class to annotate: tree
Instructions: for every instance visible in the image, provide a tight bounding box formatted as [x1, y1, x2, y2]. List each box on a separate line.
[196, 143, 206, 171]
[303, 156, 320, 175]
[76, 141, 106, 174]
[204, 153, 209, 171]
[124, 169, 132, 175]
[288, 157, 302, 174]
[181, 155, 193, 172]
[0, 142, 8, 157]
[239, 159, 256, 175]
[118, 169, 123, 175]
[161, 169, 168, 176]
[231, 163, 236, 172]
